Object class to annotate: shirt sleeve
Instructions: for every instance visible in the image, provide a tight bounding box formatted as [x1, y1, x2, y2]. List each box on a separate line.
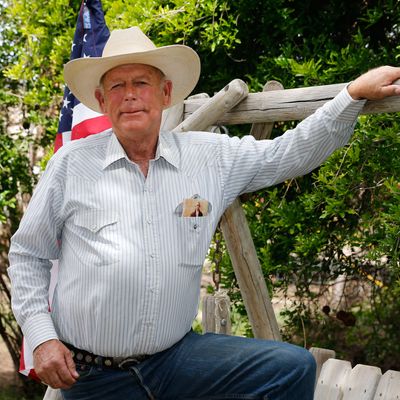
[219, 87, 366, 208]
[8, 156, 64, 352]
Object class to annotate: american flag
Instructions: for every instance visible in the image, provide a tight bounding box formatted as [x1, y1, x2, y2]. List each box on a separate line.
[54, 0, 111, 151]
[19, 0, 111, 379]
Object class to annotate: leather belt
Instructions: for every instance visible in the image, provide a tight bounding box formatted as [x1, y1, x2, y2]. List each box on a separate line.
[62, 341, 151, 369]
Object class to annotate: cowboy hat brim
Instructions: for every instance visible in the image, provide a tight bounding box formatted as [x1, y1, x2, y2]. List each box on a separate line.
[64, 44, 201, 113]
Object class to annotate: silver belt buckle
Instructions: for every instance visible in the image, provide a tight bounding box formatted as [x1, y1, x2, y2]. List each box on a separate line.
[118, 356, 142, 369]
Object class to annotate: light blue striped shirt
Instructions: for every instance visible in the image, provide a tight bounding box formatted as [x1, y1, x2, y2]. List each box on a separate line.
[8, 88, 365, 357]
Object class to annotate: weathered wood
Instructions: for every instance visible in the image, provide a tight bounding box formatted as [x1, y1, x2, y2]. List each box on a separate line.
[373, 370, 400, 400]
[309, 347, 336, 383]
[218, 81, 285, 341]
[202, 291, 232, 334]
[161, 101, 184, 131]
[314, 359, 352, 400]
[174, 79, 249, 132]
[249, 80, 284, 140]
[184, 82, 400, 124]
[220, 201, 281, 340]
[342, 364, 382, 400]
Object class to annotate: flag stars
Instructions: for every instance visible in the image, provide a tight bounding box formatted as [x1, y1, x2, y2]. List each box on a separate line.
[63, 98, 71, 108]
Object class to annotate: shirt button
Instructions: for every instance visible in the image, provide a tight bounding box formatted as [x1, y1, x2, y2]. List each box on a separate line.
[147, 218, 152, 224]
[150, 254, 155, 258]
[91, 225, 97, 231]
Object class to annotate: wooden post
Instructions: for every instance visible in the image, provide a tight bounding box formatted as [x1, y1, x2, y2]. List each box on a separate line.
[309, 347, 336, 383]
[220, 81, 284, 340]
[342, 364, 382, 400]
[220, 204, 280, 339]
[250, 80, 284, 140]
[161, 101, 185, 131]
[202, 291, 232, 335]
[314, 359, 352, 400]
[173, 79, 248, 132]
[373, 370, 400, 400]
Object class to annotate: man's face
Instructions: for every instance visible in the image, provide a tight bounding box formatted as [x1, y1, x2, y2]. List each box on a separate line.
[95, 63, 172, 139]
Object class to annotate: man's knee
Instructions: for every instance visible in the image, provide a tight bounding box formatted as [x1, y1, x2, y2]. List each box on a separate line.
[274, 343, 316, 381]
[290, 346, 316, 383]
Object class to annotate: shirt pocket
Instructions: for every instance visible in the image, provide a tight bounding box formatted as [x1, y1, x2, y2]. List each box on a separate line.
[74, 210, 119, 266]
[177, 215, 212, 267]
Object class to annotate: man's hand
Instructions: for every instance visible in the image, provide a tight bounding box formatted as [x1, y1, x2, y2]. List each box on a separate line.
[33, 339, 79, 389]
[348, 66, 400, 101]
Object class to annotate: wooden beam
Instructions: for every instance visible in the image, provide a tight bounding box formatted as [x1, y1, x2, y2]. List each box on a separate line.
[309, 347, 336, 384]
[184, 82, 400, 124]
[202, 292, 232, 335]
[220, 81, 284, 341]
[221, 202, 281, 340]
[249, 80, 284, 140]
[174, 79, 248, 132]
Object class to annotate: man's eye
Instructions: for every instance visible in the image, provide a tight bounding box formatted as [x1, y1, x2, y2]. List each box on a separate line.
[111, 83, 122, 89]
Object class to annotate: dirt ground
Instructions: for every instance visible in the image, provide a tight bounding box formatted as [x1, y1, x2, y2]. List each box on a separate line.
[0, 338, 20, 389]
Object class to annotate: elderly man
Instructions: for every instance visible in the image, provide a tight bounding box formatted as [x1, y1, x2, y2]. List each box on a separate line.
[8, 27, 400, 400]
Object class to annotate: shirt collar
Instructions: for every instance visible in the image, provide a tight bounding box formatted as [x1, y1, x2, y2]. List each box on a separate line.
[102, 131, 129, 170]
[102, 130, 180, 170]
[156, 131, 180, 170]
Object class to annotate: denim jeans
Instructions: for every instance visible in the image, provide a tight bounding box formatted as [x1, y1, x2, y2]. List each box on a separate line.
[61, 331, 316, 400]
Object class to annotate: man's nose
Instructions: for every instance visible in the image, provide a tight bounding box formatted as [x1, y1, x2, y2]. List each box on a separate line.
[124, 84, 137, 100]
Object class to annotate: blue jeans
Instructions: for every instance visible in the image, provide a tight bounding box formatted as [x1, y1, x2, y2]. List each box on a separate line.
[61, 331, 316, 400]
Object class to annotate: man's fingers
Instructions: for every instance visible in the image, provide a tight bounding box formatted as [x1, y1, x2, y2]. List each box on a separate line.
[42, 371, 74, 390]
[348, 65, 400, 100]
[55, 360, 78, 387]
[37, 359, 77, 389]
[33, 339, 78, 389]
[65, 350, 79, 379]
[381, 85, 400, 98]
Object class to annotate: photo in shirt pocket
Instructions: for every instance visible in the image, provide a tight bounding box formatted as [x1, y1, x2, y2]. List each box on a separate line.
[182, 198, 209, 217]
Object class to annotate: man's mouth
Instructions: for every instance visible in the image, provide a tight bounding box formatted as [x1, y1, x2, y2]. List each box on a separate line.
[121, 109, 143, 115]
[120, 109, 145, 119]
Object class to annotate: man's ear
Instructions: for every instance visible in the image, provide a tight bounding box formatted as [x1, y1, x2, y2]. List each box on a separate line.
[95, 88, 107, 114]
[162, 80, 173, 108]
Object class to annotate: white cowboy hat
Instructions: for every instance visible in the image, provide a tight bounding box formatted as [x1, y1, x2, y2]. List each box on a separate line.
[64, 27, 201, 113]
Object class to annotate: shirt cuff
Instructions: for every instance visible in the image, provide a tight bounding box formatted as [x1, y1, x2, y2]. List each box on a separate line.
[22, 313, 59, 352]
[322, 86, 367, 122]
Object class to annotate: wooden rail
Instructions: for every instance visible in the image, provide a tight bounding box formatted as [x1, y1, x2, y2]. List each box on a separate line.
[184, 82, 400, 124]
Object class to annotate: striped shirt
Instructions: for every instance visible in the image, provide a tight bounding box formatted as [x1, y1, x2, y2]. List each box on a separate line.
[8, 88, 365, 357]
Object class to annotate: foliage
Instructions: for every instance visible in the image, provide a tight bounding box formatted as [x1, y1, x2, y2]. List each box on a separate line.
[0, 0, 399, 390]
[0, 385, 46, 400]
[240, 113, 400, 370]
[217, 0, 400, 370]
